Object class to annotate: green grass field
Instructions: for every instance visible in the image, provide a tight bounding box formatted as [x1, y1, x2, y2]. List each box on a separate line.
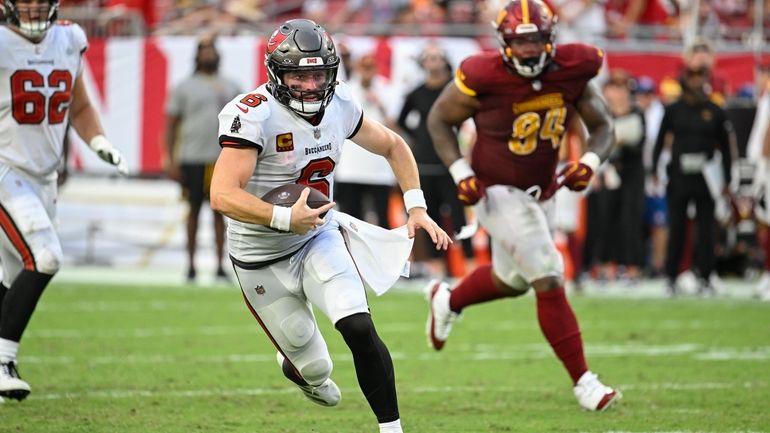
[2, 281, 769, 433]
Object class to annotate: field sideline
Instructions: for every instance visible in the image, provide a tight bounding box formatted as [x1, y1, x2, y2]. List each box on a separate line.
[2, 278, 768, 433]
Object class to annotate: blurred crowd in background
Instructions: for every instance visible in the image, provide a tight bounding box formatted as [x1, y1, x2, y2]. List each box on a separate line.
[3, 0, 768, 42]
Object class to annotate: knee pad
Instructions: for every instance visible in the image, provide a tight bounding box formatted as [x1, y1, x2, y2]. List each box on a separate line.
[35, 244, 62, 275]
[279, 309, 315, 348]
[298, 357, 333, 386]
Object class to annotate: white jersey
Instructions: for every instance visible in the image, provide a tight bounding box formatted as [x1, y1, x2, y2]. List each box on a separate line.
[217, 81, 364, 263]
[0, 23, 88, 178]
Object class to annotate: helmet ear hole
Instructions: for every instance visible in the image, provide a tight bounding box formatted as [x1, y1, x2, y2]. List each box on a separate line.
[545, 43, 553, 54]
[505, 47, 513, 58]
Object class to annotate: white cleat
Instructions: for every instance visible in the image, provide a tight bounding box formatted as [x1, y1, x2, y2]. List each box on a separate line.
[573, 371, 621, 411]
[296, 378, 341, 407]
[0, 361, 31, 401]
[276, 352, 341, 407]
[424, 279, 459, 351]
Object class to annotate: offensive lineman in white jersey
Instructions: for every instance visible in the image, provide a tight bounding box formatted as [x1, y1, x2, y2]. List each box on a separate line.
[0, 0, 127, 401]
[211, 19, 451, 433]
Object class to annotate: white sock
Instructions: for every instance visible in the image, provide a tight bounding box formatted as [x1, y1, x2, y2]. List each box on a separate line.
[0, 338, 19, 363]
[379, 419, 403, 433]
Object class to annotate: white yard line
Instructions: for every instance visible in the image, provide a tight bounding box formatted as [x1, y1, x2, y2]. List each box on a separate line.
[19, 344, 770, 365]
[23, 382, 767, 402]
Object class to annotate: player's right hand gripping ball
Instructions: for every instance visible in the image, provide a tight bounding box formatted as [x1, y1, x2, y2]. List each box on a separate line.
[456, 176, 485, 206]
[557, 161, 594, 192]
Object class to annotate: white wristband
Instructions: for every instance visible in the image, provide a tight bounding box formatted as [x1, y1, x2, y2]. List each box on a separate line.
[579, 152, 601, 172]
[270, 205, 292, 232]
[403, 189, 427, 213]
[448, 159, 475, 185]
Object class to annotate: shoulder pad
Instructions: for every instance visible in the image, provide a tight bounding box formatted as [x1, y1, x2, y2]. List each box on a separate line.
[224, 92, 272, 122]
[63, 22, 89, 54]
[334, 81, 354, 102]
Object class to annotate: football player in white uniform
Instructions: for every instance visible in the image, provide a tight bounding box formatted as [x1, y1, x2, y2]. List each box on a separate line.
[211, 19, 450, 433]
[0, 0, 127, 401]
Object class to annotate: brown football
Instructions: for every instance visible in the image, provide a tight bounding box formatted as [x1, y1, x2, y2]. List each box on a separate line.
[261, 184, 331, 216]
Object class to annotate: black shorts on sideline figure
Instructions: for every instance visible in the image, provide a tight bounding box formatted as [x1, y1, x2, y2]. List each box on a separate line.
[180, 163, 215, 209]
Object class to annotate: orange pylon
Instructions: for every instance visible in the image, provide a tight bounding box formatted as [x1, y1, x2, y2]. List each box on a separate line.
[472, 227, 491, 265]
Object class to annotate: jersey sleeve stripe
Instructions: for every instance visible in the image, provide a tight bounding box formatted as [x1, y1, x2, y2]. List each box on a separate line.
[454, 71, 477, 97]
[347, 113, 364, 139]
[219, 135, 263, 153]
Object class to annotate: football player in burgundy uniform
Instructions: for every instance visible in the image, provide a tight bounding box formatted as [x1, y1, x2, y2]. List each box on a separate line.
[211, 19, 450, 433]
[425, 0, 622, 411]
[0, 0, 127, 401]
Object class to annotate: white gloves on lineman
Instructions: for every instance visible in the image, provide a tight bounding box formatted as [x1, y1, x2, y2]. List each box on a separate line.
[89, 135, 129, 176]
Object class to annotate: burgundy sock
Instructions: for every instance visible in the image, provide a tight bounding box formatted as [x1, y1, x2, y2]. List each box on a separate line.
[535, 287, 588, 384]
[448, 265, 508, 313]
[763, 228, 770, 271]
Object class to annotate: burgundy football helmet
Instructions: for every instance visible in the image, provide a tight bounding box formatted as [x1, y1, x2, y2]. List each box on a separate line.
[2, 0, 60, 37]
[494, 0, 557, 77]
[265, 19, 340, 116]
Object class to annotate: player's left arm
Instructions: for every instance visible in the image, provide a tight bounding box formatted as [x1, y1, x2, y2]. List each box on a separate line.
[351, 116, 451, 249]
[576, 81, 616, 162]
[69, 73, 128, 175]
[550, 82, 616, 193]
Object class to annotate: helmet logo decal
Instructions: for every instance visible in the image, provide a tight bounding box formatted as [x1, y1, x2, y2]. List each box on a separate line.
[299, 57, 322, 66]
[267, 29, 289, 54]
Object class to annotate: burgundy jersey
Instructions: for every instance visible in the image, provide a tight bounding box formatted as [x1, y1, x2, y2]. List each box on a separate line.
[456, 43, 604, 191]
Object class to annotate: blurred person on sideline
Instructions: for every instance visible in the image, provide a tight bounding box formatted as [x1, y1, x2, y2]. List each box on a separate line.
[651, 65, 736, 297]
[397, 44, 473, 278]
[682, 37, 729, 106]
[165, 36, 241, 283]
[550, 0, 607, 44]
[747, 61, 770, 300]
[604, 0, 671, 39]
[636, 76, 668, 277]
[0, 0, 127, 401]
[210, 19, 450, 433]
[425, 0, 621, 411]
[602, 72, 646, 282]
[334, 53, 396, 227]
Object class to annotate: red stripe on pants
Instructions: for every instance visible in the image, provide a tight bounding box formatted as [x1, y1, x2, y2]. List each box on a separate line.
[0, 203, 36, 271]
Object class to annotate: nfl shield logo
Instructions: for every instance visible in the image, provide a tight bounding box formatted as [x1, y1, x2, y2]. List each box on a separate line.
[254, 285, 266, 295]
[313, 128, 321, 140]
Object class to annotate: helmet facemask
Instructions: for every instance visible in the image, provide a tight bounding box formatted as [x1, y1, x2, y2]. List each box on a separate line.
[3, 0, 60, 38]
[269, 63, 338, 117]
[265, 19, 340, 117]
[502, 32, 554, 78]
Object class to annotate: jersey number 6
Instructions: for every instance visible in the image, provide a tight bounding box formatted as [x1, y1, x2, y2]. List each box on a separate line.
[297, 157, 335, 197]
